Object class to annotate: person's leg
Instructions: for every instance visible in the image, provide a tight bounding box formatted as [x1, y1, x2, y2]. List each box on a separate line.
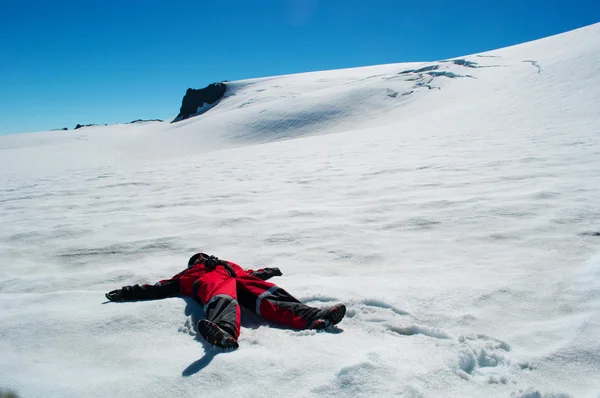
[236, 275, 345, 329]
[194, 269, 240, 348]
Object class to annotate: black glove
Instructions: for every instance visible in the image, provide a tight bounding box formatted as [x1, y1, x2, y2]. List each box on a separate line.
[267, 268, 283, 277]
[251, 267, 283, 281]
[105, 287, 131, 302]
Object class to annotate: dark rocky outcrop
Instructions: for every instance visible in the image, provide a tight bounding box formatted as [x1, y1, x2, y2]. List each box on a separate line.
[173, 82, 227, 122]
[51, 127, 68, 131]
[442, 59, 480, 68]
[129, 119, 163, 124]
[581, 231, 600, 237]
[399, 65, 440, 75]
[74, 124, 106, 130]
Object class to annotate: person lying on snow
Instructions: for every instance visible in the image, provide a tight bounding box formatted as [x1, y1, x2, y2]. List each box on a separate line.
[105, 253, 346, 349]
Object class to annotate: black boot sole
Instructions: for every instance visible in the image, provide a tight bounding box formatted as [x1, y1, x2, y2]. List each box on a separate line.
[326, 304, 346, 326]
[197, 320, 239, 349]
[310, 304, 347, 329]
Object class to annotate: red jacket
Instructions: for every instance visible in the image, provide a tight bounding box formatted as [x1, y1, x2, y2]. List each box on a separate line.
[118, 255, 280, 300]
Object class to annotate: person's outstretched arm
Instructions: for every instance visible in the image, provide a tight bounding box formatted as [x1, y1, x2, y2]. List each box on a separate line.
[220, 258, 282, 281]
[247, 266, 283, 281]
[105, 274, 182, 302]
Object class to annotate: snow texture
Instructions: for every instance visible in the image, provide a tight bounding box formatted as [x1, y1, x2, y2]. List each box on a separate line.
[1, 23, 600, 398]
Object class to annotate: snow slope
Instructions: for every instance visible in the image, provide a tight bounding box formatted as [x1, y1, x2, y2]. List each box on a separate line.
[1, 23, 600, 397]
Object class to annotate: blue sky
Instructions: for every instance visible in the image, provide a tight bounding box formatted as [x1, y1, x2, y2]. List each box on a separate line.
[1, 0, 599, 135]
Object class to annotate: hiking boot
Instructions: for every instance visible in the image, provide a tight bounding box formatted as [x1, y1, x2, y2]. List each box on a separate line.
[309, 304, 346, 329]
[197, 320, 239, 349]
[309, 318, 329, 329]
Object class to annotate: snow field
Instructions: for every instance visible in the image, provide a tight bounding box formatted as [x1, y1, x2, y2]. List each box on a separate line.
[1, 23, 600, 397]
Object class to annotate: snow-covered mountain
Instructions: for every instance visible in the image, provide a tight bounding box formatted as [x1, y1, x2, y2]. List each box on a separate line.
[1, 23, 599, 398]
